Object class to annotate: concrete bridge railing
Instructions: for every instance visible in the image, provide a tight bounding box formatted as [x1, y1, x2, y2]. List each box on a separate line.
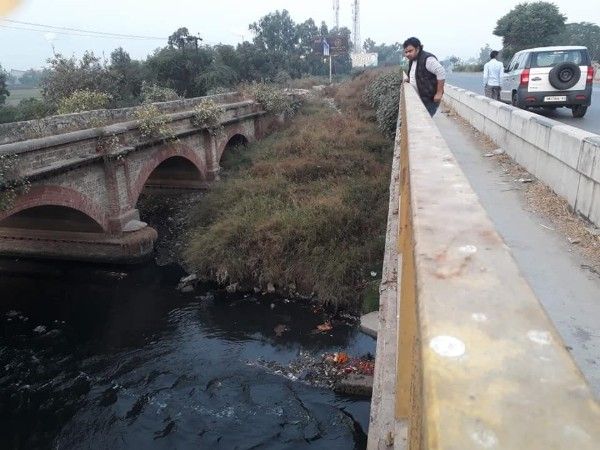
[443, 84, 600, 229]
[368, 85, 600, 449]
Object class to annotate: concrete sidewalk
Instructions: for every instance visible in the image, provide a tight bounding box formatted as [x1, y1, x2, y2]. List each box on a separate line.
[435, 110, 600, 396]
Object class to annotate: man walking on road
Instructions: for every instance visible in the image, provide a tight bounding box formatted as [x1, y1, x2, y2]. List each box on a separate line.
[483, 50, 503, 100]
[403, 37, 446, 117]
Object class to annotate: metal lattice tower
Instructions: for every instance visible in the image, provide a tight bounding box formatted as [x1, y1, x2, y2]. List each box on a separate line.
[333, 0, 340, 29]
[352, 0, 361, 52]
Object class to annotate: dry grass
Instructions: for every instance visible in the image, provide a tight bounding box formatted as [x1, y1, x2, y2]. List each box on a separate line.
[184, 75, 393, 310]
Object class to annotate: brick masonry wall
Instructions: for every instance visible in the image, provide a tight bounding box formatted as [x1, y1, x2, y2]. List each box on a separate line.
[0, 92, 243, 145]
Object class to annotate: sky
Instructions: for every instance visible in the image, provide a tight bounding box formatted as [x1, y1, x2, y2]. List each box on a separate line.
[0, 0, 598, 70]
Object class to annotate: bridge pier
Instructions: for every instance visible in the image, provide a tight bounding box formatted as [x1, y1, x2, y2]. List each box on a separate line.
[0, 226, 157, 263]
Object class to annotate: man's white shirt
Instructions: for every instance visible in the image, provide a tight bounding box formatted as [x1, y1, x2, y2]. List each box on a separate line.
[483, 59, 504, 87]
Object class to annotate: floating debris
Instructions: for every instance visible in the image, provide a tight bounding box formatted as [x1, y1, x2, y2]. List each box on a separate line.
[315, 321, 333, 333]
[251, 351, 375, 391]
[274, 324, 289, 337]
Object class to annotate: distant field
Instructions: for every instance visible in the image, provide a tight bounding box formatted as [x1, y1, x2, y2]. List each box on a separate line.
[5, 87, 42, 106]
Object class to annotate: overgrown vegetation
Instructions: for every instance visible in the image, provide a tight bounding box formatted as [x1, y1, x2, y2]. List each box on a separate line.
[242, 83, 294, 115]
[57, 89, 111, 114]
[0, 153, 29, 211]
[364, 70, 403, 139]
[191, 99, 224, 135]
[134, 104, 176, 141]
[140, 81, 180, 104]
[184, 73, 393, 310]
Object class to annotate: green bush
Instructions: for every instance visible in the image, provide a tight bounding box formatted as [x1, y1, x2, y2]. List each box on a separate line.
[0, 98, 54, 124]
[191, 99, 224, 135]
[242, 83, 293, 115]
[273, 70, 292, 86]
[365, 71, 402, 139]
[140, 81, 180, 103]
[0, 105, 18, 124]
[134, 103, 175, 140]
[57, 90, 111, 114]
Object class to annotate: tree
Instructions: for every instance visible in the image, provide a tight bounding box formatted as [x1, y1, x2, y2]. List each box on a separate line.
[108, 47, 144, 105]
[362, 39, 403, 66]
[363, 38, 376, 53]
[327, 27, 352, 75]
[168, 27, 196, 50]
[0, 65, 9, 105]
[556, 22, 600, 61]
[41, 52, 112, 108]
[297, 18, 327, 76]
[494, 1, 566, 60]
[18, 69, 44, 88]
[250, 10, 298, 53]
[478, 44, 493, 64]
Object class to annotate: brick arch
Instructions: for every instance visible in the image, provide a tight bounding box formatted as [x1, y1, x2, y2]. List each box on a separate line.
[216, 126, 253, 163]
[0, 185, 108, 231]
[131, 144, 206, 205]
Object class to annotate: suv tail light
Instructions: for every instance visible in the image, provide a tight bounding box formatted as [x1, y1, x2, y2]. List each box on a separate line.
[520, 68, 530, 86]
[588, 66, 595, 84]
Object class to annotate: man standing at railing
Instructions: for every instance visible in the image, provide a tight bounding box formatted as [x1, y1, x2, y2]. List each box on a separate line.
[403, 37, 446, 117]
[483, 50, 503, 100]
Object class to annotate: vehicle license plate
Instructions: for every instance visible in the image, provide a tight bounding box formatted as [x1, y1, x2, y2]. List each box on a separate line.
[544, 96, 567, 102]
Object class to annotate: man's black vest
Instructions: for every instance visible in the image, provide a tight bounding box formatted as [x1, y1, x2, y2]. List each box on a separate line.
[408, 50, 439, 103]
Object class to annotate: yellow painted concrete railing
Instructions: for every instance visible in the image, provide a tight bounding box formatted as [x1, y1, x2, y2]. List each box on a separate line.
[394, 85, 600, 449]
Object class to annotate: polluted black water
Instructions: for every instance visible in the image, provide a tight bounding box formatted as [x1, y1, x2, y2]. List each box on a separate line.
[0, 257, 375, 449]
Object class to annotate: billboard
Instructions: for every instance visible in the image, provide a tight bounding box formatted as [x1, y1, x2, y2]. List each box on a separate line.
[312, 35, 350, 56]
[351, 52, 378, 68]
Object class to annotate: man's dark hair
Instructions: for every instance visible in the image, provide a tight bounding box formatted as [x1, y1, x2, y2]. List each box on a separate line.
[403, 37, 423, 50]
[490, 50, 499, 59]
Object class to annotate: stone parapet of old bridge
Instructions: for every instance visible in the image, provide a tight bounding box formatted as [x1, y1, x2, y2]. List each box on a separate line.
[0, 92, 282, 262]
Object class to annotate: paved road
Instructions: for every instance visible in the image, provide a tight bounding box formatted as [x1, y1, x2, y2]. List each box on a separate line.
[447, 72, 600, 135]
[436, 111, 600, 396]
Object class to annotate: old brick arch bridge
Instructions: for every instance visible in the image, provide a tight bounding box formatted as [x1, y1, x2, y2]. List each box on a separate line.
[0, 93, 281, 262]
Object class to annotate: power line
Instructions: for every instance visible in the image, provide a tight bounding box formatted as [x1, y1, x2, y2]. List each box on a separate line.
[0, 23, 163, 41]
[1, 18, 166, 40]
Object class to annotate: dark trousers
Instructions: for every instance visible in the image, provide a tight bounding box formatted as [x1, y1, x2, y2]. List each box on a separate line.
[485, 85, 501, 100]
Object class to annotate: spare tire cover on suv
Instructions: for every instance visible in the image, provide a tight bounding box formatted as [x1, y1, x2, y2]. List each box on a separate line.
[549, 62, 581, 90]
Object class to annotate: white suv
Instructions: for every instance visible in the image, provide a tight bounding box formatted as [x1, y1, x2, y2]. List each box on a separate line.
[500, 46, 594, 118]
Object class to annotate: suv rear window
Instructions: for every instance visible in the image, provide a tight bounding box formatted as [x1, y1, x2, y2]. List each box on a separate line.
[530, 50, 590, 68]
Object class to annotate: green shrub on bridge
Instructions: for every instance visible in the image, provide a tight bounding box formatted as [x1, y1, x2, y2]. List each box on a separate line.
[134, 104, 176, 141]
[57, 89, 111, 114]
[242, 83, 294, 115]
[191, 100, 224, 135]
